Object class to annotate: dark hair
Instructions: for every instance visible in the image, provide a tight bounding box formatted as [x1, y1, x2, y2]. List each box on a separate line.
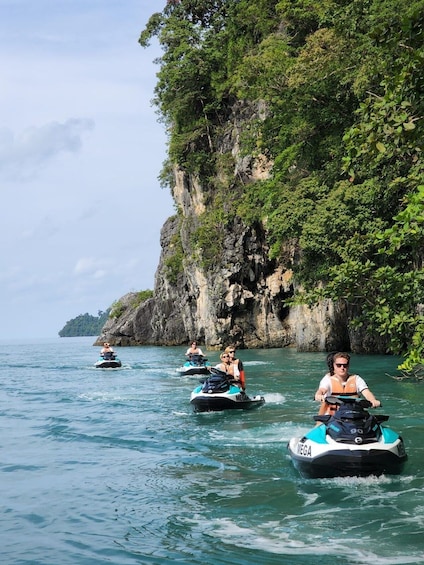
[327, 351, 350, 375]
[326, 352, 335, 375]
[327, 352, 350, 375]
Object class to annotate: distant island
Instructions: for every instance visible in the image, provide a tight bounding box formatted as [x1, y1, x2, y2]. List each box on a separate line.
[58, 310, 110, 337]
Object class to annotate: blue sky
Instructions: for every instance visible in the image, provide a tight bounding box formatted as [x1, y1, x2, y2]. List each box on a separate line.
[0, 0, 174, 338]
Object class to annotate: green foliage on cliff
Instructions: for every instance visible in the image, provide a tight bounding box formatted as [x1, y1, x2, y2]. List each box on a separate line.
[140, 0, 424, 372]
[164, 229, 185, 283]
[110, 291, 154, 319]
[58, 310, 110, 337]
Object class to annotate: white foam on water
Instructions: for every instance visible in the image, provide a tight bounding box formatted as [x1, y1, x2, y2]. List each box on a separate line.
[207, 424, 290, 447]
[263, 392, 285, 404]
[321, 474, 394, 488]
[171, 410, 191, 417]
[77, 391, 140, 402]
[183, 515, 424, 564]
[280, 423, 311, 443]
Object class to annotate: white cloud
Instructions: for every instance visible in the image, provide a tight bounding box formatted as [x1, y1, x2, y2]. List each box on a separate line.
[0, 0, 174, 339]
[0, 119, 94, 181]
[74, 257, 109, 277]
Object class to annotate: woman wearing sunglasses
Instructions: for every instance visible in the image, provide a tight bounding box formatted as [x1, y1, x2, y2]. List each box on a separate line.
[224, 346, 245, 391]
[314, 352, 381, 416]
[214, 352, 233, 373]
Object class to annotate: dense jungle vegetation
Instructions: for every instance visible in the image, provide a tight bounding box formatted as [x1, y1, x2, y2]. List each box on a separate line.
[140, 0, 423, 374]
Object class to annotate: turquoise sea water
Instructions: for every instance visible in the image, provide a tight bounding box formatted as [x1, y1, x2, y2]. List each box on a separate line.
[1, 337, 423, 565]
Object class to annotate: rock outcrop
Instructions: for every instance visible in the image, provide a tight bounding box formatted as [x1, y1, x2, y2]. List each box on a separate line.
[95, 101, 386, 353]
[95, 199, 377, 351]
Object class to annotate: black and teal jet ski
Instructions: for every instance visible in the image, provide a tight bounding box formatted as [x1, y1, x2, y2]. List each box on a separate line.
[287, 396, 407, 478]
[190, 368, 265, 412]
[177, 354, 211, 376]
[95, 351, 122, 369]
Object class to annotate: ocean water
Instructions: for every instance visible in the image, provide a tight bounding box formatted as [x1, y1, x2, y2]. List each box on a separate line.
[1, 337, 423, 565]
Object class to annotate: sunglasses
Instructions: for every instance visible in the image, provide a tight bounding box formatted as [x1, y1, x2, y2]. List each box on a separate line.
[228, 350, 235, 354]
[222, 355, 229, 358]
[335, 363, 349, 368]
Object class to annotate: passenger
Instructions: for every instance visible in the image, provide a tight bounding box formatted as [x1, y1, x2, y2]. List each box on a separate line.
[314, 352, 381, 416]
[225, 345, 245, 390]
[214, 352, 233, 374]
[185, 341, 204, 358]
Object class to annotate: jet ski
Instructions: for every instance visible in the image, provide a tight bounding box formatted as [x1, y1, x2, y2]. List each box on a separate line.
[95, 351, 122, 368]
[177, 354, 210, 376]
[287, 396, 407, 479]
[190, 368, 265, 412]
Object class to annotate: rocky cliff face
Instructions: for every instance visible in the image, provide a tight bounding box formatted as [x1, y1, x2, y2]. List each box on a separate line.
[95, 195, 365, 351]
[95, 101, 386, 353]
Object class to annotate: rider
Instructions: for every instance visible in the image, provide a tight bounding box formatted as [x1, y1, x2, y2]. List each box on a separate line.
[100, 342, 114, 359]
[185, 341, 204, 359]
[213, 350, 243, 390]
[314, 352, 381, 416]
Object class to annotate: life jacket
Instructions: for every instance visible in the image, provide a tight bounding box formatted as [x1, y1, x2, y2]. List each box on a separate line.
[318, 375, 359, 416]
[231, 360, 245, 388]
[238, 369, 246, 389]
[327, 375, 359, 415]
[330, 375, 358, 395]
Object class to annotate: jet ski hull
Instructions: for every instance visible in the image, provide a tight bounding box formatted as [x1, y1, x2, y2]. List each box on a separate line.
[177, 354, 210, 376]
[288, 430, 407, 478]
[177, 366, 211, 376]
[287, 396, 408, 479]
[191, 390, 265, 413]
[95, 359, 122, 368]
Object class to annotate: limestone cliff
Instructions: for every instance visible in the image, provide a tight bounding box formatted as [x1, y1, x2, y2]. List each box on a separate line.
[95, 101, 385, 353]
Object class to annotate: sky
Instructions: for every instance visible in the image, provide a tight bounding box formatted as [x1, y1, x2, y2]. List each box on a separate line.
[0, 0, 175, 339]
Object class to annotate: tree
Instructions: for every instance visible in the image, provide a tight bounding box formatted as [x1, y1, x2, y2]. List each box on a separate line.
[140, 0, 424, 373]
[58, 310, 110, 337]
